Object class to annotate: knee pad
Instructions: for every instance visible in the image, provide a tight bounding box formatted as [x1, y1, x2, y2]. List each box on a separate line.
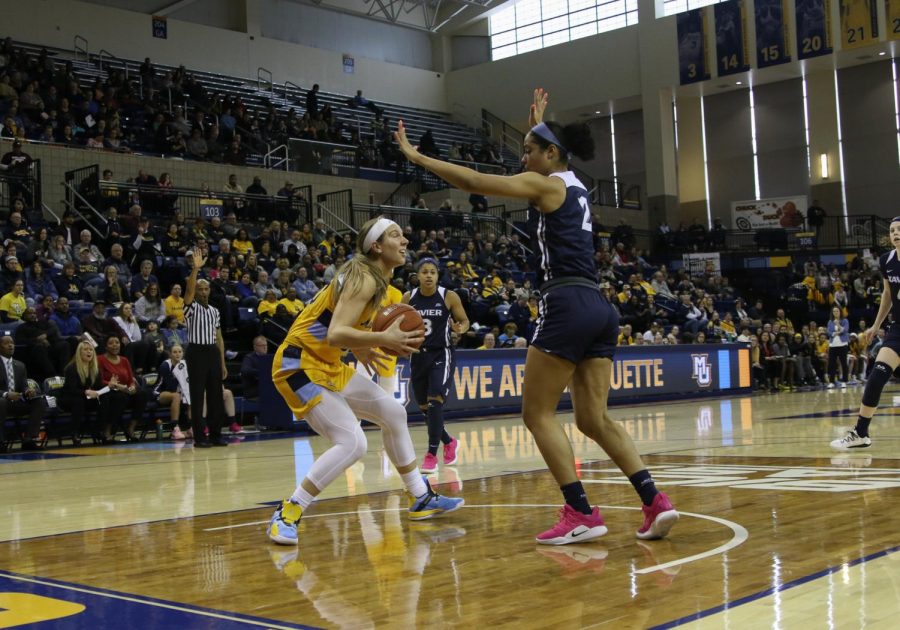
[862, 361, 892, 407]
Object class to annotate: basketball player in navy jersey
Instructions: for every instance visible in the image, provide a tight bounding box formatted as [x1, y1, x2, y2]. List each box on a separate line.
[831, 217, 900, 450]
[395, 89, 678, 544]
[403, 258, 469, 473]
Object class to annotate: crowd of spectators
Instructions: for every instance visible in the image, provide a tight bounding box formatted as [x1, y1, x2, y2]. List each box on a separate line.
[0, 157, 887, 440]
[0, 40, 511, 175]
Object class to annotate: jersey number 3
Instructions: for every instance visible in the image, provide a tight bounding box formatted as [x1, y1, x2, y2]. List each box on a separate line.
[422, 318, 433, 337]
[578, 197, 592, 232]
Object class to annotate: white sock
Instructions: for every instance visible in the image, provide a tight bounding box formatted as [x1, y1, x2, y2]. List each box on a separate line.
[401, 469, 428, 498]
[290, 486, 316, 509]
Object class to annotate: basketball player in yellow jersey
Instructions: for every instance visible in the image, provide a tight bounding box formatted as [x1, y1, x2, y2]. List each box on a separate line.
[354, 283, 403, 394]
[268, 217, 465, 546]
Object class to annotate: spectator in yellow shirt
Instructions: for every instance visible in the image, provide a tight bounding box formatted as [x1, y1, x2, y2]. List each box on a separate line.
[257, 290, 279, 318]
[456, 253, 478, 281]
[815, 331, 830, 380]
[231, 228, 255, 256]
[617, 324, 634, 345]
[276, 287, 304, 316]
[164, 283, 185, 323]
[774, 308, 794, 334]
[476, 333, 496, 350]
[0, 279, 27, 322]
[481, 270, 503, 299]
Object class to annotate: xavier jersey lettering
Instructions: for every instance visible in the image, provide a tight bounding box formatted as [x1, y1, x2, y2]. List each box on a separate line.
[879, 250, 900, 315]
[409, 286, 451, 350]
[527, 171, 597, 286]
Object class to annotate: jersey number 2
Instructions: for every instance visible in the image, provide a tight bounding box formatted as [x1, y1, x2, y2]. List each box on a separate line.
[578, 197, 592, 232]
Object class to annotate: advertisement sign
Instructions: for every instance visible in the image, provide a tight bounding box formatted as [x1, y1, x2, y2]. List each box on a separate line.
[715, 1, 751, 76]
[683, 252, 722, 276]
[731, 195, 808, 230]
[258, 345, 752, 429]
[756, 0, 792, 67]
[839, 0, 879, 49]
[796, 0, 833, 59]
[678, 8, 711, 85]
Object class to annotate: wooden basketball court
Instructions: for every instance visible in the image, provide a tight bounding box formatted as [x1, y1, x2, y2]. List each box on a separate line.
[2, 386, 899, 629]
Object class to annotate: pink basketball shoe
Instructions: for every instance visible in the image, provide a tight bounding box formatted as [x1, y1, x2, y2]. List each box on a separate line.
[536, 505, 608, 545]
[442, 438, 458, 465]
[636, 492, 679, 540]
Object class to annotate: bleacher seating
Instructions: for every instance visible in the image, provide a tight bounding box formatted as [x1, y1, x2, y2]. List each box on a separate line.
[5, 39, 519, 177]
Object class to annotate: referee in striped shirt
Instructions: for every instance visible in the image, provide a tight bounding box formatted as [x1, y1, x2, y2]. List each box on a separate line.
[184, 249, 228, 447]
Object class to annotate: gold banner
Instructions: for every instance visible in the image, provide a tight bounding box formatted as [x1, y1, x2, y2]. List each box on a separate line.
[888, 0, 900, 40]
[839, 0, 879, 49]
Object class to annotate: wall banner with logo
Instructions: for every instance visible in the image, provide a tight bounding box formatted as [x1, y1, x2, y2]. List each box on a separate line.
[678, 8, 712, 85]
[258, 346, 752, 428]
[715, 0, 751, 76]
[796, 0, 833, 58]
[756, 0, 792, 67]
[731, 195, 809, 229]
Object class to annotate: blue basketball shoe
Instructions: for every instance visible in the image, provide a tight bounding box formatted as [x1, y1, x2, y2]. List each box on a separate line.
[268, 499, 303, 545]
[408, 477, 464, 520]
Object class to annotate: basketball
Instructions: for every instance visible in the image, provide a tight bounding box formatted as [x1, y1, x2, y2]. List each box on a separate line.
[372, 303, 425, 356]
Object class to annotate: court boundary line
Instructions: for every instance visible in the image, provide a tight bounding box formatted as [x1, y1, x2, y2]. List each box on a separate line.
[203, 503, 749, 574]
[0, 569, 320, 630]
[648, 542, 900, 629]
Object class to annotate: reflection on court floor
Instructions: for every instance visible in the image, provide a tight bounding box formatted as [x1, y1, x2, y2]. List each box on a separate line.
[1, 385, 898, 628]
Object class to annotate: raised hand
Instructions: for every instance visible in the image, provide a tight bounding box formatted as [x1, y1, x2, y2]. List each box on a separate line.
[192, 248, 207, 271]
[393, 120, 421, 164]
[529, 88, 549, 128]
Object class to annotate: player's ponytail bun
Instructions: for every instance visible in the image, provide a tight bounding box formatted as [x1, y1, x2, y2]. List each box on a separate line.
[558, 122, 595, 162]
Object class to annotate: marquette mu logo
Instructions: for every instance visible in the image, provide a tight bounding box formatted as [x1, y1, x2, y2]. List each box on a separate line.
[691, 354, 712, 388]
[391, 366, 411, 406]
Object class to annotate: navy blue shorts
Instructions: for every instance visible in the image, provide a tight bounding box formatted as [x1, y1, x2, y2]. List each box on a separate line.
[410, 347, 455, 406]
[531, 283, 618, 364]
[881, 327, 900, 356]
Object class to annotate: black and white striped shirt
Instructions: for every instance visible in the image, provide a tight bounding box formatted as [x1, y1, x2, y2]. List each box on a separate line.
[184, 301, 220, 345]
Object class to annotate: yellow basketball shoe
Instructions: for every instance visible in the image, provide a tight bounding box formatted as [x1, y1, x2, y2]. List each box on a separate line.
[268, 499, 303, 545]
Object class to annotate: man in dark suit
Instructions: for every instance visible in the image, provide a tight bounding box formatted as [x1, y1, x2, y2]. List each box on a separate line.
[0, 335, 45, 452]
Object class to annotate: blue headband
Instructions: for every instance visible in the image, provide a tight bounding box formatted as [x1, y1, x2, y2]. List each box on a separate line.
[530, 122, 567, 156]
[893, 216, 900, 223]
[416, 257, 439, 271]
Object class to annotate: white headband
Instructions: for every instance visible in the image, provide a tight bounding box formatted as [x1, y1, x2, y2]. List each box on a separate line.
[363, 218, 398, 253]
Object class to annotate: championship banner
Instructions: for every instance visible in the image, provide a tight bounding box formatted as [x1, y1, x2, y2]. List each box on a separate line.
[796, 0, 833, 59]
[678, 8, 711, 85]
[731, 195, 808, 229]
[715, 1, 750, 76]
[889, 0, 900, 40]
[257, 346, 753, 428]
[839, 0, 879, 49]
[756, 0, 792, 67]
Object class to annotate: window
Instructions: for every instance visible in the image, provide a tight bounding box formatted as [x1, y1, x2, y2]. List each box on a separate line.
[490, 0, 638, 60]
[662, 0, 726, 18]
